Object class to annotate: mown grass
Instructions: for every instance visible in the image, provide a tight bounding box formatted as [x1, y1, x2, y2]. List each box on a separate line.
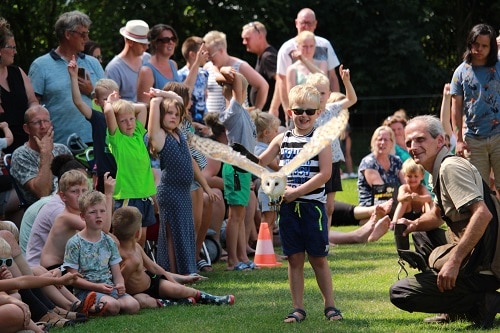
[57, 179, 498, 333]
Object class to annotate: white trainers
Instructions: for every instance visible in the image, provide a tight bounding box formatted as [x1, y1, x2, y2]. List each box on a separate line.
[348, 173, 357, 179]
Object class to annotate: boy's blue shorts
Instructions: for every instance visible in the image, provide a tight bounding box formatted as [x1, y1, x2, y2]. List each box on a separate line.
[278, 201, 329, 257]
[114, 197, 156, 228]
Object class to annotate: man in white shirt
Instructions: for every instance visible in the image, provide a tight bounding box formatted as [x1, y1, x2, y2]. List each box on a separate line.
[277, 8, 340, 110]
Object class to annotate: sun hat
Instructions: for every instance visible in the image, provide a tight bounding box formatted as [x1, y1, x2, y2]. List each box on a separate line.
[119, 20, 149, 44]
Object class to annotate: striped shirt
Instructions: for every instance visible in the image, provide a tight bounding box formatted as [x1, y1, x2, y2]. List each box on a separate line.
[280, 129, 326, 203]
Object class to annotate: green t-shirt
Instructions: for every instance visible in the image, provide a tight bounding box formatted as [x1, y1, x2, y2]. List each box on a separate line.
[107, 121, 156, 199]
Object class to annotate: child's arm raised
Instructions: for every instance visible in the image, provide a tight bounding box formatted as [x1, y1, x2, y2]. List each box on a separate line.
[68, 55, 92, 119]
[132, 103, 148, 128]
[337, 64, 357, 109]
[103, 91, 120, 135]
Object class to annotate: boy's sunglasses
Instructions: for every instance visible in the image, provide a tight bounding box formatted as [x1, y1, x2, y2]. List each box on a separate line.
[292, 108, 317, 116]
[157, 36, 177, 44]
[0, 258, 13, 267]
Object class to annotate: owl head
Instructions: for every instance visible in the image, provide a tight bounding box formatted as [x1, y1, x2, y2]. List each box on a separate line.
[260, 172, 287, 201]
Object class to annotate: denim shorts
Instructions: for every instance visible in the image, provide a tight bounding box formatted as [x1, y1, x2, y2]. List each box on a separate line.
[114, 197, 156, 227]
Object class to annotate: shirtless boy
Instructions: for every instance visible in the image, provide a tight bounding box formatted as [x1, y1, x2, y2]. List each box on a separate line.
[112, 206, 234, 308]
[40, 171, 114, 270]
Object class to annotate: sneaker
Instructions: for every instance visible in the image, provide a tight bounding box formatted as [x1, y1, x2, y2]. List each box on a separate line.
[157, 297, 196, 307]
[348, 172, 358, 179]
[340, 173, 348, 180]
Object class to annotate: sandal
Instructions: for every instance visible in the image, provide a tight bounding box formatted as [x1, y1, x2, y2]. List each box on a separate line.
[53, 306, 87, 322]
[284, 308, 306, 323]
[39, 313, 75, 328]
[197, 259, 213, 272]
[90, 301, 110, 317]
[324, 306, 343, 321]
[72, 291, 96, 316]
[35, 322, 51, 333]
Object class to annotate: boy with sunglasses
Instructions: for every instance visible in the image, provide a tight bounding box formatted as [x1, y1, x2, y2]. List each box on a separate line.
[259, 84, 342, 323]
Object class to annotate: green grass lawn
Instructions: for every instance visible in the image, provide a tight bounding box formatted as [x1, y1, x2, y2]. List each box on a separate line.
[57, 179, 498, 333]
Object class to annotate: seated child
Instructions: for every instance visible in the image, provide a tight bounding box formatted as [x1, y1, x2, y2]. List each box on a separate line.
[63, 190, 140, 316]
[392, 158, 433, 226]
[112, 206, 234, 308]
[41, 171, 115, 270]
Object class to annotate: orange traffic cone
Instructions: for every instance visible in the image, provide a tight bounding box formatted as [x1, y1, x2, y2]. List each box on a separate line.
[254, 222, 282, 267]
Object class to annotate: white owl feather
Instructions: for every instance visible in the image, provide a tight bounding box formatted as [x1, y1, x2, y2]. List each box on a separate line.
[188, 109, 349, 200]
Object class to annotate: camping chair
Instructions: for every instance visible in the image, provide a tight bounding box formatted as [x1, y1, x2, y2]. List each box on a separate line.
[3, 154, 30, 210]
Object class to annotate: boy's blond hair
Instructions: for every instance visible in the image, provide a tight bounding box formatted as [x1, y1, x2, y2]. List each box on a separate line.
[203, 30, 227, 51]
[288, 84, 320, 109]
[59, 169, 89, 193]
[94, 78, 119, 99]
[402, 158, 425, 176]
[296, 30, 315, 46]
[78, 190, 106, 214]
[112, 206, 142, 241]
[221, 72, 248, 101]
[111, 99, 135, 116]
[305, 72, 329, 88]
[254, 110, 280, 138]
[0, 237, 11, 256]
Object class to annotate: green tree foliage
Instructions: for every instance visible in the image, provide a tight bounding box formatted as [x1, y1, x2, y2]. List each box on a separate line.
[1, 0, 499, 97]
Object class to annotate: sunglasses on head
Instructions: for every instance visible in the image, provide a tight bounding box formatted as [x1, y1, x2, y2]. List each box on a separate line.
[0, 258, 13, 267]
[157, 36, 177, 44]
[291, 108, 317, 116]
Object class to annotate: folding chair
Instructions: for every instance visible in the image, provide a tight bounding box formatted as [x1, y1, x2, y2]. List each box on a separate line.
[3, 154, 30, 210]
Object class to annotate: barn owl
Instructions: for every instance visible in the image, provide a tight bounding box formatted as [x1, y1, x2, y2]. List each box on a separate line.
[188, 109, 349, 201]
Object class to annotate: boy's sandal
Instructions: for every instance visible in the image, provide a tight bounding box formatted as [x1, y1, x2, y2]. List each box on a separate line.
[90, 301, 109, 317]
[46, 317, 76, 328]
[72, 291, 96, 316]
[324, 306, 343, 321]
[284, 308, 306, 323]
[53, 307, 87, 322]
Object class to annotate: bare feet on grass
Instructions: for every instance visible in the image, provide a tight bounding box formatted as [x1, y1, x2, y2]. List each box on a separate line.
[367, 216, 391, 242]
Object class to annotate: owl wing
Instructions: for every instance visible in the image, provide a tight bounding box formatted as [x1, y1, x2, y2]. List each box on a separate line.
[187, 134, 271, 178]
[280, 109, 349, 176]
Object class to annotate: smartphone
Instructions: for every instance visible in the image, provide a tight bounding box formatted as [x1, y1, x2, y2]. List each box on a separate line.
[78, 68, 86, 79]
[394, 223, 409, 250]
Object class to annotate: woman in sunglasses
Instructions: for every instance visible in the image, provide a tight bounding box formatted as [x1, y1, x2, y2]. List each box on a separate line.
[137, 24, 180, 101]
[137, 24, 205, 105]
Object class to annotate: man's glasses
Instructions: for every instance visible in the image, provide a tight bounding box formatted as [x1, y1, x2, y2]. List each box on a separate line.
[71, 30, 89, 39]
[27, 119, 51, 127]
[157, 36, 177, 44]
[248, 22, 260, 33]
[3, 45, 16, 50]
[0, 258, 13, 267]
[292, 108, 317, 116]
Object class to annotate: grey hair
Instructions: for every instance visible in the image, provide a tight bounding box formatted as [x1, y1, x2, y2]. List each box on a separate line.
[54, 11, 91, 41]
[408, 115, 444, 138]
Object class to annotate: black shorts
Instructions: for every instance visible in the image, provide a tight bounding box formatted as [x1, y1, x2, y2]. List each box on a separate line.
[325, 162, 343, 193]
[144, 271, 166, 298]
